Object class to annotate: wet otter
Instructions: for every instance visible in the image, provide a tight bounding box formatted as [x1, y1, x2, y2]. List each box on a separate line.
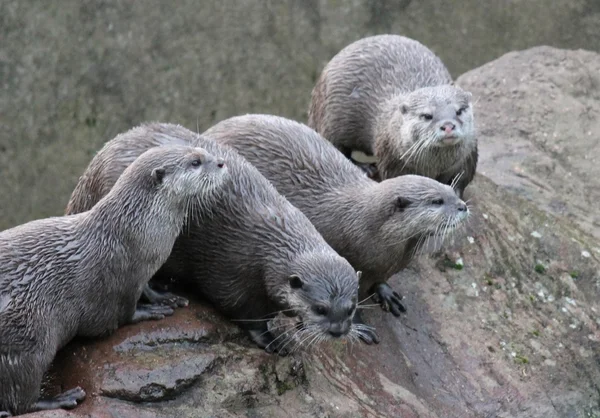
[308, 34, 477, 196]
[204, 114, 469, 317]
[65, 123, 375, 354]
[0, 145, 226, 417]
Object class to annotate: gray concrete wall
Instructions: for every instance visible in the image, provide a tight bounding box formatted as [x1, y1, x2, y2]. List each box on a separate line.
[2, 0, 600, 229]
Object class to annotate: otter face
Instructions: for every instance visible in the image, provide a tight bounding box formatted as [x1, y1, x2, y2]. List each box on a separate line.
[379, 175, 469, 249]
[286, 252, 359, 342]
[150, 146, 228, 200]
[398, 85, 474, 152]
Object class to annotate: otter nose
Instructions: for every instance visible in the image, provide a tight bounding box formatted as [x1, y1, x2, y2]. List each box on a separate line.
[457, 202, 467, 212]
[440, 122, 456, 134]
[216, 158, 225, 169]
[328, 322, 348, 338]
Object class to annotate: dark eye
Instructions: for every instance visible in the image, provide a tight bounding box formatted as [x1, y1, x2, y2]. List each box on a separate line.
[432, 198, 444, 205]
[347, 305, 355, 316]
[420, 113, 433, 121]
[190, 159, 202, 167]
[289, 275, 303, 289]
[456, 107, 466, 116]
[314, 305, 329, 316]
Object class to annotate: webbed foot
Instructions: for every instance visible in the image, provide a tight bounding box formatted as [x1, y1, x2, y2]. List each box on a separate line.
[372, 282, 406, 316]
[34, 386, 86, 411]
[142, 284, 189, 308]
[131, 303, 174, 324]
[352, 160, 379, 180]
[352, 311, 380, 345]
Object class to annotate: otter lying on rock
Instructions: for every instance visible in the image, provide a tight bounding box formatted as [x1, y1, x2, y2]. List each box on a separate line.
[204, 114, 470, 318]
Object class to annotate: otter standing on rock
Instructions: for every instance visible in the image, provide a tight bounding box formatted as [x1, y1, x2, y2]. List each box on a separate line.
[204, 114, 469, 317]
[0, 145, 226, 417]
[308, 34, 477, 196]
[65, 123, 375, 354]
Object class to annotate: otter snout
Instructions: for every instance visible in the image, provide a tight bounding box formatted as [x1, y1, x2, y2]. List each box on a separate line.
[328, 321, 350, 338]
[440, 121, 456, 134]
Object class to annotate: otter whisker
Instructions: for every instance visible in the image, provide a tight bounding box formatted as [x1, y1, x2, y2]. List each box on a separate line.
[357, 293, 377, 305]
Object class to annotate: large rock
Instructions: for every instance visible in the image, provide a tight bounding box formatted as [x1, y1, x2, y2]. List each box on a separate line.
[2, 0, 600, 230]
[457, 47, 600, 241]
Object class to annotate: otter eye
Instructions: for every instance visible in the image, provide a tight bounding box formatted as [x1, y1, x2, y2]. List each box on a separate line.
[432, 198, 444, 205]
[190, 159, 202, 167]
[456, 107, 466, 116]
[347, 305, 356, 316]
[314, 305, 329, 316]
[420, 113, 433, 121]
[289, 275, 303, 289]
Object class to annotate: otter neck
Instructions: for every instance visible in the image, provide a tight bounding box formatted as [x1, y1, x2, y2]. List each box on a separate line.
[88, 184, 187, 259]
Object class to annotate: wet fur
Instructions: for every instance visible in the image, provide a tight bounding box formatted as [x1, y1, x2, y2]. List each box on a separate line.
[65, 123, 362, 350]
[308, 34, 478, 195]
[0, 145, 223, 416]
[203, 114, 469, 303]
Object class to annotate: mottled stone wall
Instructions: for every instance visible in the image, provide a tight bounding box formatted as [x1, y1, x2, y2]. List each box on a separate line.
[2, 0, 600, 229]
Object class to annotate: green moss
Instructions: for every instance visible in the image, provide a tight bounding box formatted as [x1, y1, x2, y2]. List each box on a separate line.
[569, 271, 579, 279]
[515, 355, 529, 364]
[534, 264, 546, 274]
[276, 379, 296, 396]
[529, 295, 535, 302]
[531, 330, 540, 337]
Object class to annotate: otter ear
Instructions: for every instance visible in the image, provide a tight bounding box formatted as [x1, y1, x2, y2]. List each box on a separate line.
[289, 275, 303, 289]
[395, 196, 411, 212]
[356, 271, 362, 281]
[400, 103, 409, 115]
[151, 167, 166, 185]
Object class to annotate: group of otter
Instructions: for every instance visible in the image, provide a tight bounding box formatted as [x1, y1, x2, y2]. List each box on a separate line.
[0, 35, 477, 416]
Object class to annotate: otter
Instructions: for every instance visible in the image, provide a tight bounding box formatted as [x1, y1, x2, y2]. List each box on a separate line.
[65, 123, 376, 354]
[308, 34, 477, 196]
[203, 114, 470, 317]
[0, 145, 226, 417]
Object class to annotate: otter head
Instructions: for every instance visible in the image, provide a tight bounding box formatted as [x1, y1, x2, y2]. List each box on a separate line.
[140, 145, 228, 205]
[395, 85, 474, 152]
[378, 175, 469, 251]
[285, 251, 360, 341]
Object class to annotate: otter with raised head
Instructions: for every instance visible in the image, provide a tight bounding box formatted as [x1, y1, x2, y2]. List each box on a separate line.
[308, 34, 477, 196]
[65, 123, 374, 354]
[203, 114, 469, 317]
[0, 145, 226, 417]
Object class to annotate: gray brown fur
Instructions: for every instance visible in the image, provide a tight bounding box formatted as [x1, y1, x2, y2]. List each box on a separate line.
[308, 34, 477, 195]
[65, 123, 372, 353]
[0, 145, 225, 416]
[203, 114, 469, 316]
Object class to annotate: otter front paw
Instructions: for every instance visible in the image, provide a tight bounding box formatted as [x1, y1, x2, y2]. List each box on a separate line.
[248, 329, 290, 357]
[142, 284, 189, 308]
[353, 161, 379, 180]
[352, 311, 380, 345]
[131, 304, 174, 324]
[34, 386, 86, 411]
[372, 282, 406, 316]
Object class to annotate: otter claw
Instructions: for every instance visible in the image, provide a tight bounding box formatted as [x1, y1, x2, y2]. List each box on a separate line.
[372, 283, 406, 316]
[142, 284, 189, 308]
[248, 329, 290, 356]
[131, 304, 174, 323]
[353, 161, 379, 180]
[34, 386, 86, 411]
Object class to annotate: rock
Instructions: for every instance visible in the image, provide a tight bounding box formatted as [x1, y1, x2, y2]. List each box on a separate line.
[457, 46, 600, 241]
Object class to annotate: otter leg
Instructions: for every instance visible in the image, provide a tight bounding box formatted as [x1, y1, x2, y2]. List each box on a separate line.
[141, 284, 189, 308]
[131, 303, 174, 324]
[0, 411, 10, 417]
[352, 311, 380, 345]
[33, 387, 86, 411]
[372, 283, 406, 316]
